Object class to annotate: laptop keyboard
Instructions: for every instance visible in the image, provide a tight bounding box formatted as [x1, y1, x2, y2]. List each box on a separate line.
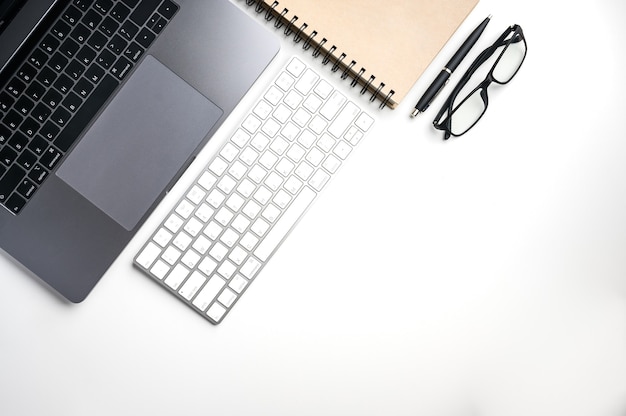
[0, 0, 179, 215]
[134, 57, 374, 324]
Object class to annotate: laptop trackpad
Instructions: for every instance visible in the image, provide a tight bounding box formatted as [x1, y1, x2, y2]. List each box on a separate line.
[57, 56, 223, 231]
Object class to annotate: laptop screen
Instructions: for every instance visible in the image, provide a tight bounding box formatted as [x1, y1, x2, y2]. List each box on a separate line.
[0, 0, 26, 34]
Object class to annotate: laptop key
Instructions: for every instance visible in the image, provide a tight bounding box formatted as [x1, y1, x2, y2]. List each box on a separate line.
[65, 60, 86, 80]
[111, 57, 133, 80]
[0, 125, 10, 144]
[73, 0, 90, 12]
[70, 23, 91, 44]
[51, 20, 71, 40]
[40, 34, 60, 54]
[29, 164, 49, 185]
[8, 132, 28, 152]
[40, 121, 60, 142]
[62, 5, 83, 26]
[28, 135, 49, 156]
[94, 0, 114, 15]
[0, 92, 14, 112]
[48, 52, 69, 72]
[124, 42, 144, 62]
[76, 45, 97, 66]
[3, 109, 23, 130]
[19, 117, 40, 138]
[85, 64, 105, 83]
[73, 78, 94, 98]
[96, 49, 116, 69]
[17, 178, 37, 200]
[51, 107, 72, 127]
[108, 35, 128, 55]
[40, 147, 62, 170]
[130, 0, 161, 26]
[0, 147, 18, 166]
[6, 193, 26, 214]
[122, 0, 140, 8]
[111, 3, 131, 22]
[6, 78, 26, 98]
[54, 74, 119, 152]
[36, 66, 57, 87]
[82, 9, 103, 31]
[53, 74, 74, 94]
[17, 151, 37, 171]
[0, 165, 26, 202]
[60, 38, 80, 58]
[135, 28, 156, 49]
[99, 16, 119, 37]
[119, 20, 139, 41]
[17, 63, 37, 83]
[25, 81, 46, 101]
[158, 0, 178, 19]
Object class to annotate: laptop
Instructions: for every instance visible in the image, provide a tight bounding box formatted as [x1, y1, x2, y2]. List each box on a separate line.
[0, 0, 279, 302]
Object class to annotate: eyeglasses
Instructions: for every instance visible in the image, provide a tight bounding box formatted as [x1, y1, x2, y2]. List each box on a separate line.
[433, 24, 527, 140]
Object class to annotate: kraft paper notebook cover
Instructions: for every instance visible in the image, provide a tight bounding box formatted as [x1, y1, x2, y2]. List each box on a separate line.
[245, 0, 479, 109]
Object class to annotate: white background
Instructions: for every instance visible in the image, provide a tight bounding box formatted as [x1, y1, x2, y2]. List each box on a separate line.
[2, 0, 625, 415]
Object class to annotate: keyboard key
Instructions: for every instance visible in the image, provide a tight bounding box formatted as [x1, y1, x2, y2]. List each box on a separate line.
[99, 16, 119, 37]
[62, 5, 83, 26]
[6, 193, 26, 214]
[110, 3, 131, 22]
[192, 275, 225, 312]
[179, 272, 206, 301]
[136, 243, 161, 269]
[110, 56, 133, 80]
[0, 165, 26, 202]
[40, 35, 60, 54]
[206, 303, 227, 322]
[51, 20, 71, 40]
[158, 1, 179, 19]
[123, 41, 145, 62]
[3, 109, 23, 130]
[87, 31, 107, 52]
[48, 52, 68, 72]
[28, 49, 48, 69]
[0, 92, 15, 112]
[319, 90, 346, 120]
[164, 264, 189, 290]
[0, 147, 18, 166]
[60, 38, 79, 59]
[254, 186, 316, 261]
[6, 78, 26, 98]
[119, 20, 139, 41]
[130, 0, 161, 26]
[82, 9, 102, 30]
[70, 23, 91, 44]
[94, 0, 113, 15]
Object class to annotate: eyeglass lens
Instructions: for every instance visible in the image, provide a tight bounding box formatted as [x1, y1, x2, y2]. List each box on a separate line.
[492, 35, 526, 83]
[448, 32, 527, 136]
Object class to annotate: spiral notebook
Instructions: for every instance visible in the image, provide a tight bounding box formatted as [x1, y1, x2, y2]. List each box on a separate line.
[244, 0, 479, 109]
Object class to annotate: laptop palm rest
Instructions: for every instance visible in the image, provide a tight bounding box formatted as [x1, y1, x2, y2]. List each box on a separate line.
[56, 55, 223, 231]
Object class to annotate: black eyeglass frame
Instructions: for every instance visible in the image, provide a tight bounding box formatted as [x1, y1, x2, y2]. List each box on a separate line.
[433, 24, 527, 140]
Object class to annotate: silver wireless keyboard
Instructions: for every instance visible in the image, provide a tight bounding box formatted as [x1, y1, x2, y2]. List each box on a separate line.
[134, 57, 374, 324]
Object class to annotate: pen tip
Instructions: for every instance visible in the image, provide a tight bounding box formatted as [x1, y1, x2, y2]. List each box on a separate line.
[410, 108, 420, 118]
[487, 14, 493, 19]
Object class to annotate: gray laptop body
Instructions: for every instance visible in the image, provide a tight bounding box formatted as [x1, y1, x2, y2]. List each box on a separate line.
[0, 0, 279, 302]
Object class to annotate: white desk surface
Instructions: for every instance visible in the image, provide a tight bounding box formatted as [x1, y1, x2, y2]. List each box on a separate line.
[2, 0, 625, 415]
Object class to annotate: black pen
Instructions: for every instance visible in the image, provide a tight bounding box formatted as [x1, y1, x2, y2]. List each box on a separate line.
[410, 15, 491, 118]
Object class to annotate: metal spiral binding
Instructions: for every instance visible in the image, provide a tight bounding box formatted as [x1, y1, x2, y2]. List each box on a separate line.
[246, 0, 394, 108]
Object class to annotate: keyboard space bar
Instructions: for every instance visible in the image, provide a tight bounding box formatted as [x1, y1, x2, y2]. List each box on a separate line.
[54, 75, 120, 152]
[254, 186, 316, 262]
